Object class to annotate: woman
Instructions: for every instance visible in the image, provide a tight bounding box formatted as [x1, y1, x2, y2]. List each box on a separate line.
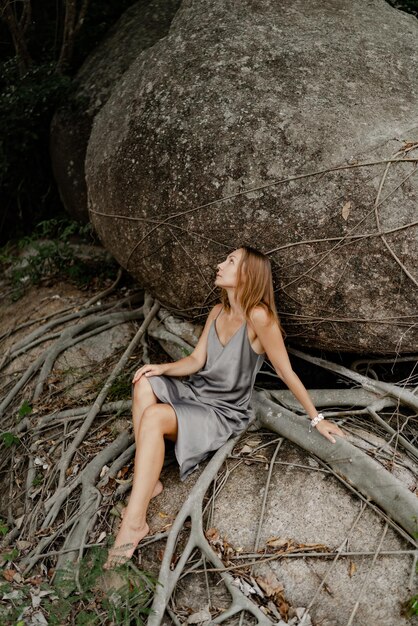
[104, 246, 346, 568]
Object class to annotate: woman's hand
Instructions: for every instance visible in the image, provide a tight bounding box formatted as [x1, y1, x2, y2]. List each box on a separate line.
[132, 363, 168, 384]
[315, 419, 347, 444]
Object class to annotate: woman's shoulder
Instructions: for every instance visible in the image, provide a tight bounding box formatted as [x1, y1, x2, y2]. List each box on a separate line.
[210, 303, 223, 318]
[248, 304, 272, 327]
[204, 303, 223, 326]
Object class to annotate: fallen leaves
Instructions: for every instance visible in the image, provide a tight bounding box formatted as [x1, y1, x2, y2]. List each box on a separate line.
[266, 535, 331, 555]
[342, 200, 351, 220]
[205, 527, 235, 562]
[349, 560, 357, 577]
[257, 571, 290, 620]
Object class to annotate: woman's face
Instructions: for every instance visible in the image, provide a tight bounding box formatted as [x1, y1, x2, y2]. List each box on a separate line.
[215, 248, 244, 289]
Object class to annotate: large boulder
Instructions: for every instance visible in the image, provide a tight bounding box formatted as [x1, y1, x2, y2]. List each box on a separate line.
[86, 0, 418, 354]
[50, 0, 180, 222]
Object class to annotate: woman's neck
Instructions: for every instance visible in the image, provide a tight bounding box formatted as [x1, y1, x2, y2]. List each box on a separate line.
[223, 289, 244, 319]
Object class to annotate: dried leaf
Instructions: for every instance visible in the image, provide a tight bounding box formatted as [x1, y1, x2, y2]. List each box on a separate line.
[266, 537, 289, 549]
[342, 201, 351, 220]
[205, 527, 220, 542]
[240, 444, 253, 455]
[27, 609, 48, 625]
[26, 575, 43, 586]
[31, 590, 42, 608]
[66, 464, 79, 477]
[3, 569, 16, 582]
[97, 531, 107, 543]
[15, 515, 24, 529]
[116, 466, 129, 479]
[256, 571, 284, 597]
[349, 560, 357, 577]
[16, 540, 32, 551]
[157, 511, 170, 518]
[100, 464, 109, 478]
[2, 589, 22, 601]
[232, 577, 257, 596]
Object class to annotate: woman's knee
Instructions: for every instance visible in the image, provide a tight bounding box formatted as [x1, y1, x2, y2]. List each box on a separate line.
[133, 375, 154, 401]
[139, 404, 177, 436]
[140, 405, 165, 431]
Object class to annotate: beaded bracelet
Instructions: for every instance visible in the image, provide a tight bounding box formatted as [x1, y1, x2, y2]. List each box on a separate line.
[308, 412, 325, 433]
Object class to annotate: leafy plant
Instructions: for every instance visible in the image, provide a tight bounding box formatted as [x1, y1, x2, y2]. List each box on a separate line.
[108, 372, 133, 401]
[18, 400, 32, 419]
[0, 546, 156, 625]
[0, 519, 9, 536]
[0, 433, 20, 448]
[0, 217, 118, 299]
[32, 472, 44, 488]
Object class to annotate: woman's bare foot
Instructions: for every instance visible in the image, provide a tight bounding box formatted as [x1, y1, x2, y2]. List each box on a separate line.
[120, 480, 163, 520]
[104, 519, 149, 570]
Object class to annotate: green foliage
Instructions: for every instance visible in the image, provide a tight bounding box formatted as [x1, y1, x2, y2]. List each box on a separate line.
[32, 472, 44, 488]
[108, 372, 133, 401]
[18, 400, 32, 419]
[404, 524, 418, 616]
[406, 594, 418, 616]
[0, 433, 20, 448]
[2, 547, 19, 562]
[0, 546, 156, 625]
[0, 218, 118, 299]
[0, 519, 9, 536]
[0, 0, 139, 245]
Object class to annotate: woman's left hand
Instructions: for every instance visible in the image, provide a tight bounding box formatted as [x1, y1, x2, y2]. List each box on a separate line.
[315, 419, 347, 444]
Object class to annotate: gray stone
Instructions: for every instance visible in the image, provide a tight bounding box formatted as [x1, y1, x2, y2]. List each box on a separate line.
[146, 436, 417, 624]
[86, 0, 418, 354]
[50, 0, 180, 222]
[54, 322, 134, 399]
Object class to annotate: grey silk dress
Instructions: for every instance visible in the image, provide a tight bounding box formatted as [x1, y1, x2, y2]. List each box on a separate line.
[147, 308, 265, 481]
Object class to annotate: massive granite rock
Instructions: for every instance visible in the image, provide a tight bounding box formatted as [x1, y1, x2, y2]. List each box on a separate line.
[86, 0, 418, 354]
[50, 0, 180, 222]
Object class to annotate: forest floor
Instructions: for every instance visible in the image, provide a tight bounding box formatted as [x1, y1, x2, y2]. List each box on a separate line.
[0, 235, 417, 626]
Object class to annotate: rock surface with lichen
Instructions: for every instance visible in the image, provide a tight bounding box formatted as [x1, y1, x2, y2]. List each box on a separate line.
[86, 0, 418, 354]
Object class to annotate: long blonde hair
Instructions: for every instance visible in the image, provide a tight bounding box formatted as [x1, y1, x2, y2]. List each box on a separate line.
[220, 246, 286, 338]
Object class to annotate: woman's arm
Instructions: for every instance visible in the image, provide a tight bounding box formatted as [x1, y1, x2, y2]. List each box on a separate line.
[132, 304, 222, 382]
[250, 307, 346, 443]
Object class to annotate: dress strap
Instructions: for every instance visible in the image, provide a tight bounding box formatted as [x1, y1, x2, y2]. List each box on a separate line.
[215, 306, 223, 321]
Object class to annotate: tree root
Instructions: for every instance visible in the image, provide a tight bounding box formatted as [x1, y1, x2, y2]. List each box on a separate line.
[148, 432, 272, 626]
[43, 295, 159, 524]
[1, 293, 418, 626]
[253, 390, 418, 538]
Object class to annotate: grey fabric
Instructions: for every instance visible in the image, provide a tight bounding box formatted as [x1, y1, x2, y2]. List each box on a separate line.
[147, 308, 265, 480]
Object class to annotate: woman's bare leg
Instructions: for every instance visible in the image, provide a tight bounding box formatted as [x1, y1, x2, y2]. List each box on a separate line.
[131, 376, 163, 499]
[104, 403, 178, 568]
[132, 376, 158, 439]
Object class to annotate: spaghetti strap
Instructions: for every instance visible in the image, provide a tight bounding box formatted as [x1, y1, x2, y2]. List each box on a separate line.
[215, 306, 223, 321]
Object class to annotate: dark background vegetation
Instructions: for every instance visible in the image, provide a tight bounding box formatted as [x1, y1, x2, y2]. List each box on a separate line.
[0, 0, 139, 246]
[0, 0, 417, 247]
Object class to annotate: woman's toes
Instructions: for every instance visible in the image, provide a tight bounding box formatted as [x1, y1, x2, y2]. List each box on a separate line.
[104, 521, 149, 570]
